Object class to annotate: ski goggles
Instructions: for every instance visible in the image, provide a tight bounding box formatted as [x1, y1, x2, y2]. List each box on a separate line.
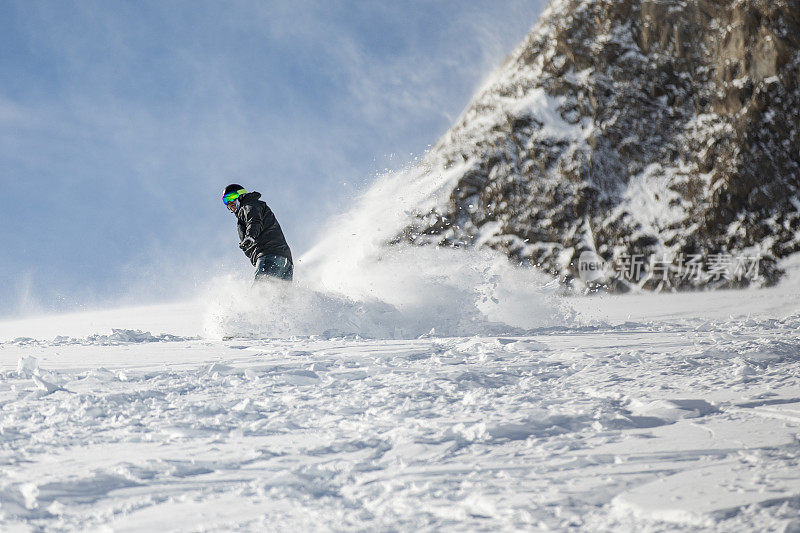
[222, 189, 247, 206]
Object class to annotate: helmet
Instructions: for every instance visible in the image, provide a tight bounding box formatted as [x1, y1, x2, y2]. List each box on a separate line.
[222, 184, 247, 206]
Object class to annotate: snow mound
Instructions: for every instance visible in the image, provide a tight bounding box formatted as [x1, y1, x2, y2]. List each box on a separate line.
[57, 329, 194, 345]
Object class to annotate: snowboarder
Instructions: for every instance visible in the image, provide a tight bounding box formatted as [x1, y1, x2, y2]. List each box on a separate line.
[222, 184, 293, 282]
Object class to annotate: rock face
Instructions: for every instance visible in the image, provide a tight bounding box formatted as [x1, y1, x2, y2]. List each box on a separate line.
[397, 0, 800, 291]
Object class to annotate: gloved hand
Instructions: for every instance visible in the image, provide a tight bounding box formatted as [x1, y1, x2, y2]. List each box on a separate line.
[239, 236, 256, 252]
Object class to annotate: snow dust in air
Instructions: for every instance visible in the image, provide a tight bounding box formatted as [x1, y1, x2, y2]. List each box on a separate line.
[203, 163, 569, 340]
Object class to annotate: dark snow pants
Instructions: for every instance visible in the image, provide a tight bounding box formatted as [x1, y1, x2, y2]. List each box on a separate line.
[254, 254, 293, 282]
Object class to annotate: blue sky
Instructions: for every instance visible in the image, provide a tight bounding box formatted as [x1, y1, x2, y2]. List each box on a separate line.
[0, 1, 546, 317]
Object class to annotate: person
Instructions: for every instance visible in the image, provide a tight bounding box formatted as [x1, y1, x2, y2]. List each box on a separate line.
[222, 184, 293, 282]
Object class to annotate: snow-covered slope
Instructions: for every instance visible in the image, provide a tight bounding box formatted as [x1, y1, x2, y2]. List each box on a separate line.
[2, 257, 800, 530]
[397, 0, 800, 291]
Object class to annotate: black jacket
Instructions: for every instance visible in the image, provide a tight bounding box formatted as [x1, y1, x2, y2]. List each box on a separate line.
[235, 192, 292, 265]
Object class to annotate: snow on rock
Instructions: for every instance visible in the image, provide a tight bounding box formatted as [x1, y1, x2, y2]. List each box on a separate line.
[395, 0, 800, 292]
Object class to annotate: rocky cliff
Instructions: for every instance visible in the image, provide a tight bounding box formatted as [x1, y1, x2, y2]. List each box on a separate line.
[396, 0, 800, 291]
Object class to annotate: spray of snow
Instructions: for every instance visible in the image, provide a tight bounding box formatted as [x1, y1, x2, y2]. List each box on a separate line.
[203, 163, 567, 339]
